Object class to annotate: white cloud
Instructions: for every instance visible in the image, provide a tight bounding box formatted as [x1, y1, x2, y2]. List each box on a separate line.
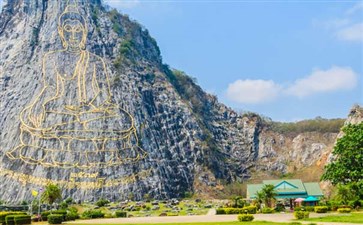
[286, 66, 358, 98]
[336, 23, 363, 42]
[105, 0, 140, 9]
[226, 79, 281, 104]
[226, 66, 358, 104]
[346, 2, 363, 15]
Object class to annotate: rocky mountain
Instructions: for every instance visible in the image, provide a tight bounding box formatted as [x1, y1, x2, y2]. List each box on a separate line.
[0, 0, 360, 202]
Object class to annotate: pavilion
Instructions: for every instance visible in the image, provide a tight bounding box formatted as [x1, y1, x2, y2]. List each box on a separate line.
[247, 179, 323, 208]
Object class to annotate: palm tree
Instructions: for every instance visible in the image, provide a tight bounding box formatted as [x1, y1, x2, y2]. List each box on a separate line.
[260, 184, 277, 208]
[41, 184, 62, 205]
[336, 184, 353, 204]
[255, 190, 265, 210]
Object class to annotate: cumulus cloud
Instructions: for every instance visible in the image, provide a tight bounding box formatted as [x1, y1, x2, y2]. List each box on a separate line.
[226, 79, 281, 104]
[226, 66, 358, 104]
[286, 66, 358, 98]
[105, 0, 140, 9]
[336, 23, 363, 42]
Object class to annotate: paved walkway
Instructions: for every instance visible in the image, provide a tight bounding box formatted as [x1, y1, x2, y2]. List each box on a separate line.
[67, 212, 361, 225]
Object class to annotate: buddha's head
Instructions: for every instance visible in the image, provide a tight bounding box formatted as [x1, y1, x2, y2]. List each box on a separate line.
[58, 1, 87, 51]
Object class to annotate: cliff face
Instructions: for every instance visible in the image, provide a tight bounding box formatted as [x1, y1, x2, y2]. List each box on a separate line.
[0, 0, 261, 202]
[0, 0, 359, 202]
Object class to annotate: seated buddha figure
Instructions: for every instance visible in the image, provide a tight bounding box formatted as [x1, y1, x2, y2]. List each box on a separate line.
[6, 2, 147, 169]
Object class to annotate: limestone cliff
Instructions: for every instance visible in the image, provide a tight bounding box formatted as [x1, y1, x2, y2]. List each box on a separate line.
[0, 0, 359, 202]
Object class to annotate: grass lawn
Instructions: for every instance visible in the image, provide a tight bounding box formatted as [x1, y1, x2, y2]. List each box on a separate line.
[304, 212, 363, 223]
[64, 222, 303, 225]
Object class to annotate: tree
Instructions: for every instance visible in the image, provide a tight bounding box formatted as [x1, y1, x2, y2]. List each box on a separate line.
[321, 123, 363, 185]
[336, 184, 354, 204]
[41, 184, 62, 205]
[232, 196, 244, 208]
[257, 184, 277, 208]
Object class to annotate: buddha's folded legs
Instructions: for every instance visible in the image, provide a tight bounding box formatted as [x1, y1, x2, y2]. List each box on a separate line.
[7, 126, 147, 169]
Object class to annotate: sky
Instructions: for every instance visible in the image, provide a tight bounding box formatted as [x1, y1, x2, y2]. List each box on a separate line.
[1, 0, 362, 121]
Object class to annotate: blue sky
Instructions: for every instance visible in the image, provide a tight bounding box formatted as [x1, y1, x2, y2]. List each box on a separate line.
[104, 0, 362, 121]
[1, 0, 362, 121]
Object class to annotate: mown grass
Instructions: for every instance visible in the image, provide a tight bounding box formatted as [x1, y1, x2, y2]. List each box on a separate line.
[304, 212, 363, 223]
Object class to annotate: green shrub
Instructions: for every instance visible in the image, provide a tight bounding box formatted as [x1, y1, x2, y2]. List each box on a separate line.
[338, 205, 352, 209]
[243, 206, 257, 214]
[262, 207, 274, 214]
[115, 211, 127, 218]
[41, 211, 51, 221]
[68, 207, 78, 214]
[216, 207, 256, 215]
[216, 208, 226, 215]
[5, 215, 31, 225]
[294, 206, 314, 212]
[95, 198, 109, 207]
[82, 210, 105, 219]
[237, 214, 254, 222]
[48, 214, 63, 224]
[65, 211, 79, 221]
[13, 215, 31, 225]
[51, 210, 67, 221]
[5, 215, 15, 225]
[337, 208, 351, 213]
[314, 206, 328, 213]
[294, 211, 309, 219]
[59, 202, 68, 210]
[274, 203, 285, 212]
[288, 222, 302, 225]
[64, 198, 74, 205]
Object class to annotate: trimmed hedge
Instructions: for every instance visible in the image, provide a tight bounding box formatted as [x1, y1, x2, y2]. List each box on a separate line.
[115, 211, 127, 218]
[314, 206, 328, 213]
[52, 210, 67, 221]
[12, 215, 31, 225]
[48, 214, 63, 224]
[82, 210, 105, 219]
[262, 207, 274, 214]
[294, 211, 309, 219]
[294, 206, 314, 212]
[0, 212, 26, 225]
[337, 208, 351, 213]
[238, 214, 254, 222]
[216, 206, 257, 215]
[41, 211, 51, 221]
[65, 212, 79, 221]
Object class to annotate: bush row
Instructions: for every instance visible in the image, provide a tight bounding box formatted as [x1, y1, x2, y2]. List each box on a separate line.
[314, 206, 328, 213]
[5, 215, 31, 225]
[337, 208, 351, 213]
[262, 207, 274, 214]
[0, 212, 26, 225]
[82, 210, 105, 219]
[216, 206, 257, 215]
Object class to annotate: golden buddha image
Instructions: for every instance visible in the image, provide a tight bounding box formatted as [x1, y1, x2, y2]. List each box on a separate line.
[6, 1, 147, 169]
